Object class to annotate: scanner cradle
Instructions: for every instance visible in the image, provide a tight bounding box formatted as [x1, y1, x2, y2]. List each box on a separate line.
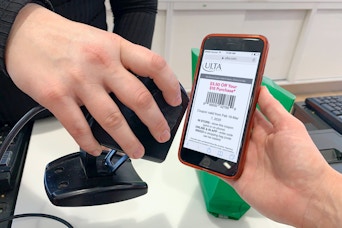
[44, 78, 189, 206]
[44, 150, 147, 207]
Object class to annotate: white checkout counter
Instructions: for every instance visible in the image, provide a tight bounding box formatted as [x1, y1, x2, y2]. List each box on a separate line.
[13, 117, 292, 228]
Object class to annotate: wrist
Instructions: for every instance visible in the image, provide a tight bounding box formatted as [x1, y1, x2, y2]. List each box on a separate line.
[1, 0, 53, 78]
[301, 168, 342, 228]
[1, 0, 30, 76]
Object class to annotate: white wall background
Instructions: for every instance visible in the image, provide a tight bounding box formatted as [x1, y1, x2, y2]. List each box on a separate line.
[106, 0, 342, 92]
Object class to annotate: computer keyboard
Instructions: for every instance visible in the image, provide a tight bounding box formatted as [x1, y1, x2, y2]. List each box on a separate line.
[0, 122, 33, 228]
[305, 95, 342, 134]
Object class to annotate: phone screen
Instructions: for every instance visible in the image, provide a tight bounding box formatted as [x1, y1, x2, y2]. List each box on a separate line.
[179, 35, 268, 177]
[184, 49, 260, 162]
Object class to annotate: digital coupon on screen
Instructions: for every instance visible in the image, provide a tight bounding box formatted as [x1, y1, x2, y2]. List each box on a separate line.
[184, 49, 261, 163]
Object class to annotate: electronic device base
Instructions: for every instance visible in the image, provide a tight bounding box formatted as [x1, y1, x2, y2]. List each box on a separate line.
[44, 151, 147, 207]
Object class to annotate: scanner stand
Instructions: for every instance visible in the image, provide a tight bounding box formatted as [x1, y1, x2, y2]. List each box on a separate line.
[44, 150, 148, 207]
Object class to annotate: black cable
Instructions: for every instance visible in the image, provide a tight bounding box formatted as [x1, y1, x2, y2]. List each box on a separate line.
[0, 213, 73, 227]
[0, 105, 46, 158]
[0, 105, 73, 227]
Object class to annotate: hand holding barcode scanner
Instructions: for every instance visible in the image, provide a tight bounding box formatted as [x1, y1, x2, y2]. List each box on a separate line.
[5, 4, 188, 206]
[6, 4, 182, 159]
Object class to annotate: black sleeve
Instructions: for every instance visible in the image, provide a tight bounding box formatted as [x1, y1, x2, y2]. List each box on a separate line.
[0, 0, 53, 124]
[110, 0, 158, 49]
[0, 0, 53, 77]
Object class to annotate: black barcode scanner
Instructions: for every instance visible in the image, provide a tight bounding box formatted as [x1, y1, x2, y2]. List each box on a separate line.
[44, 78, 189, 207]
[89, 77, 189, 162]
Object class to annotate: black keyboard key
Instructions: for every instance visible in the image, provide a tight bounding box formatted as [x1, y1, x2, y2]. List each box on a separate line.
[305, 95, 342, 134]
[322, 103, 335, 112]
[332, 111, 342, 116]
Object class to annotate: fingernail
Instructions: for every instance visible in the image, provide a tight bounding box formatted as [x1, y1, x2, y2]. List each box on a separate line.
[160, 129, 171, 142]
[95, 149, 102, 156]
[174, 93, 182, 105]
[133, 146, 144, 159]
[93, 146, 103, 156]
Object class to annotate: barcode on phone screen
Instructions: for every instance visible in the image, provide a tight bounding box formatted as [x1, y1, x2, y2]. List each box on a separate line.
[205, 92, 236, 109]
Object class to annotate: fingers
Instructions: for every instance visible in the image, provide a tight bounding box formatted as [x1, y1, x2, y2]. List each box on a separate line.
[102, 69, 171, 145]
[119, 39, 182, 107]
[50, 38, 178, 159]
[47, 98, 103, 156]
[77, 85, 146, 159]
[73, 38, 178, 158]
[35, 33, 180, 159]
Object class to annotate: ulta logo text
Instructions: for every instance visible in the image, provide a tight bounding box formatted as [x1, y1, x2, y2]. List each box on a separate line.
[202, 62, 222, 72]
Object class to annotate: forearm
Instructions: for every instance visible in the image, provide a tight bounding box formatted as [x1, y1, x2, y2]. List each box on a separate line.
[301, 168, 342, 228]
[1, 0, 31, 75]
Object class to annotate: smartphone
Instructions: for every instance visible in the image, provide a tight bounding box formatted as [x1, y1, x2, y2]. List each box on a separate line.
[178, 34, 269, 179]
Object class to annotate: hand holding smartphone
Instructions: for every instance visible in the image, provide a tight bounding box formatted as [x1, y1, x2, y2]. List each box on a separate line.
[178, 34, 269, 179]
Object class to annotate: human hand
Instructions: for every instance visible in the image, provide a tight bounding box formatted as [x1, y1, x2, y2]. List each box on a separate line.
[5, 4, 181, 158]
[224, 87, 341, 227]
